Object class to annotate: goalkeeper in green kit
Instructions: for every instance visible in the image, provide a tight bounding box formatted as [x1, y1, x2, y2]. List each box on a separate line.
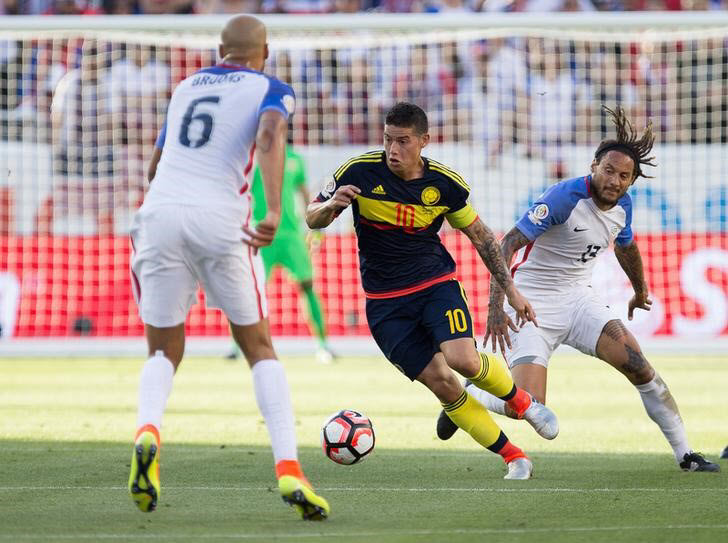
[227, 145, 335, 364]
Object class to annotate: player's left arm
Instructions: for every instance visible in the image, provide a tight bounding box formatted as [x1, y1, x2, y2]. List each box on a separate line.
[614, 240, 652, 320]
[460, 218, 513, 296]
[460, 217, 537, 327]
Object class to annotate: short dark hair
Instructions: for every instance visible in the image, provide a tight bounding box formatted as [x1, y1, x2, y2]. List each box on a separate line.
[385, 102, 428, 135]
[594, 105, 656, 180]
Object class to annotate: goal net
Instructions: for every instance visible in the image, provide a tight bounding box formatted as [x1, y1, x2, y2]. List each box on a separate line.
[1, 14, 727, 353]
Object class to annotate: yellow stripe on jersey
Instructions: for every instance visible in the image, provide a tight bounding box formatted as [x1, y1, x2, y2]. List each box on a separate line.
[334, 151, 383, 180]
[357, 195, 449, 228]
[428, 159, 467, 184]
[445, 203, 478, 228]
[428, 160, 470, 191]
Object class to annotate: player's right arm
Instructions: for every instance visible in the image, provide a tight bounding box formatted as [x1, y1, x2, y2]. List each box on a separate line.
[305, 174, 361, 229]
[147, 118, 167, 183]
[147, 147, 162, 183]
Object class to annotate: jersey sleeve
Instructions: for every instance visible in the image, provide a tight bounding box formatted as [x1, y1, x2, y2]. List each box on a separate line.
[314, 158, 362, 203]
[515, 182, 580, 240]
[444, 178, 478, 228]
[259, 77, 296, 120]
[615, 193, 634, 247]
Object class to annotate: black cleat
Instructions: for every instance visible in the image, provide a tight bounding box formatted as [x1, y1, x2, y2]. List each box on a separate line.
[720, 446, 728, 459]
[436, 409, 459, 440]
[680, 452, 721, 472]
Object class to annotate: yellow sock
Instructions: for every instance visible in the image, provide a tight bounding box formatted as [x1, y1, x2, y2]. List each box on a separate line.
[441, 390, 505, 451]
[469, 352, 517, 399]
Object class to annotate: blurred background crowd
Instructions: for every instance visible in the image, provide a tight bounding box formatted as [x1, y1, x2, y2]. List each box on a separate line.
[2, 31, 727, 236]
[2, 0, 728, 16]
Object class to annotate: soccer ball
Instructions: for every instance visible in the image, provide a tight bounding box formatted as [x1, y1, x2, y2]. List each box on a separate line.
[320, 409, 375, 465]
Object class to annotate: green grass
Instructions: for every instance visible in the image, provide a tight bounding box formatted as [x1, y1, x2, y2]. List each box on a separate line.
[1, 353, 727, 542]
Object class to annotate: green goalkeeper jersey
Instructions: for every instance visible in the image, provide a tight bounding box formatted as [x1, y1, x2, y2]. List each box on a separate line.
[251, 146, 307, 238]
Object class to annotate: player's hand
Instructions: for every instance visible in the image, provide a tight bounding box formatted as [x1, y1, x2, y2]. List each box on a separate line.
[505, 284, 538, 328]
[330, 185, 361, 210]
[627, 291, 652, 320]
[241, 212, 280, 253]
[484, 304, 519, 356]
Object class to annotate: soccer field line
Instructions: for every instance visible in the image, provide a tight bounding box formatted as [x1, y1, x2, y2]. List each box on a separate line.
[0, 446, 686, 459]
[0, 485, 724, 493]
[1, 524, 727, 540]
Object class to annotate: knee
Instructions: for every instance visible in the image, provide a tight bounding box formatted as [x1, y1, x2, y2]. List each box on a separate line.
[231, 326, 275, 365]
[240, 337, 275, 365]
[426, 371, 463, 404]
[443, 349, 481, 378]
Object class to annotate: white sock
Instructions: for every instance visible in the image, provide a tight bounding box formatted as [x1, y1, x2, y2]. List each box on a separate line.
[136, 350, 175, 431]
[635, 374, 691, 463]
[252, 359, 298, 464]
[467, 385, 508, 416]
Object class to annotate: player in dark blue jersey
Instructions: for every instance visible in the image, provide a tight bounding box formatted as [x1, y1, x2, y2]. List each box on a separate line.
[307, 102, 558, 480]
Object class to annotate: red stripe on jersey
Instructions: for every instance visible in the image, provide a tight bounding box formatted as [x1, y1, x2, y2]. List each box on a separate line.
[364, 272, 456, 299]
[585, 176, 591, 195]
[510, 242, 534, 277]
[359, 216, 428, 234]
[241, 143, 256, 194]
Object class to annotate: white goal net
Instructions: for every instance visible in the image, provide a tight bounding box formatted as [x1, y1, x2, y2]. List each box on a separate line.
[1, 14, 727, 354]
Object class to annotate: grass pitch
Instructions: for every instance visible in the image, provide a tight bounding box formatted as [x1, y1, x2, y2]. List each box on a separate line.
[1, 352, 726, 542]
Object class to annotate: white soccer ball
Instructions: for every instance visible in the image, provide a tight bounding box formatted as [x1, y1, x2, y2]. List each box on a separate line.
[320, 409, 375, 465]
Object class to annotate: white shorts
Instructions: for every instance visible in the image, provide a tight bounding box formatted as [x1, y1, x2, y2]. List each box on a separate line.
[503, 286, 619, 368]
[130, 204, 267, 327]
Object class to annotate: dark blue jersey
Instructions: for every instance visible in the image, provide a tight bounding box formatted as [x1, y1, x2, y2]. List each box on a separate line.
[316, 151, 478, 298]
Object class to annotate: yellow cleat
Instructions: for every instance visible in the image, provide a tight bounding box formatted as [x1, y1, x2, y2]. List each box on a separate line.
[128, 431, 160, 512]
[278, 475, 330, 521]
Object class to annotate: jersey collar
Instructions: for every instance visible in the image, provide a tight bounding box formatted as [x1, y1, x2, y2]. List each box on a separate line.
[215, 63, 262, 75]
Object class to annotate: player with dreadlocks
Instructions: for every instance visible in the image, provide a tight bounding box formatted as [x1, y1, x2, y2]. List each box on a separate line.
[436, 106, 720, 472]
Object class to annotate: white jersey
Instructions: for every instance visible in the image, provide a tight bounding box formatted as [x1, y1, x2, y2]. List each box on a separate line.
[511, 175, 633, 294]
[144, 64, 295, 213]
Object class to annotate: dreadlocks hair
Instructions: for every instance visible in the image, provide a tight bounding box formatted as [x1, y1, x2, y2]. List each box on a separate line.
[594, 105, 657, 180]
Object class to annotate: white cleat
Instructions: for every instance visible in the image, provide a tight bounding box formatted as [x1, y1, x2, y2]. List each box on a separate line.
[315, 348, 334, 365]
[522, 398, 559, 440]
[504, 457, 533, 480]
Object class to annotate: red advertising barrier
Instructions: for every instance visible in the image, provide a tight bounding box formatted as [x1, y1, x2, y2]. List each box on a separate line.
[1, 233, 727, 338]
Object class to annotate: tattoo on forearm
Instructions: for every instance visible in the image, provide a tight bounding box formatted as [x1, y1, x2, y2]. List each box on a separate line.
[489, 228, 530, 306]
[468, 221, 512, 293]
[615, 242, 647, 293]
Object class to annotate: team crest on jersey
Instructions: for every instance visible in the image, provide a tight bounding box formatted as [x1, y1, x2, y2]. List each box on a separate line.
[610, 225, 621, 236]
[528, 203, 549, 225]
[282, 94, 295, 115]
[421, 186, 441, 206]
